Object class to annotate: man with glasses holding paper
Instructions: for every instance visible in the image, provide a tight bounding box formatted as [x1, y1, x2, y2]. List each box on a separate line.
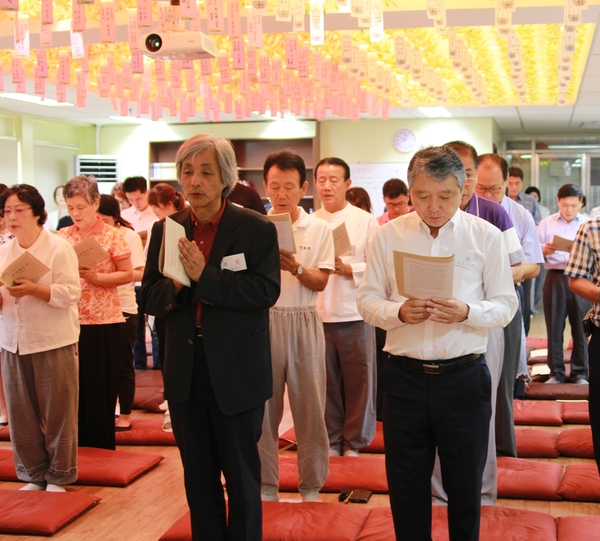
[258, 150, 334, 503]
[538, 183, 590, 384]
[141, 134, 280, 541]
[314, 157, 379, 458]
[357, 146, 517, 541]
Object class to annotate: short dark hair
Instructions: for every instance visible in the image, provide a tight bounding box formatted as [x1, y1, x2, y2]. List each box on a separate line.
[407, 146, 466, 189]
[443, 141, 478, 167]
[346, 187, 372, 213]
[263, 150, 306, 187]
[0, 184, 47, 226]
[557, 183, 583, 201]
[148, 183, 186, 210]
[314, 157, 351, 181]
[508, 166, 524, 180]
[525, 186, 541, 201]
[479, 154, 509, 181]
[122, 176, 149, 194]
[382, 178, 408, 199]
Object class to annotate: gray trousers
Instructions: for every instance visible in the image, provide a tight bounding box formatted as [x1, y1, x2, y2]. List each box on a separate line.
[543, 270, 591, 381]
[323, 320, 376, 450]
[258, 307, 329, 495]
[2, 344, 78, 485]
[432, 327, 503, 505]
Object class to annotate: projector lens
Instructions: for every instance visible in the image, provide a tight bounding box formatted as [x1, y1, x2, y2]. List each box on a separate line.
[145, 34, 162, 53]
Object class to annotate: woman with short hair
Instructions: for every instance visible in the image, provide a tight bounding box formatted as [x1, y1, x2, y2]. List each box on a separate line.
[0, 184, 80, 491]
[59, 176, 133, 450]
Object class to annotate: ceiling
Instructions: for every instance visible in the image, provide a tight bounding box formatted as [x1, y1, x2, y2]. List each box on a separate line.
[0, 1, 598, 136]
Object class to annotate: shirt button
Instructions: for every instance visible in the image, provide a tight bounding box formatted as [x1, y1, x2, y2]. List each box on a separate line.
[188, 339, 193, 345]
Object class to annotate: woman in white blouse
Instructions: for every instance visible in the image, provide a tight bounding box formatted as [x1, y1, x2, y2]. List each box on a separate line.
[0, 184, 81, 492]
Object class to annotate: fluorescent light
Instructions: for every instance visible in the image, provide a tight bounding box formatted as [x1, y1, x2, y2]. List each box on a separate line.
[418, 107, 452, 118]
[0, 93, 74, 107]
[108, 115, 153, 123]
[520, 154, 532, 159]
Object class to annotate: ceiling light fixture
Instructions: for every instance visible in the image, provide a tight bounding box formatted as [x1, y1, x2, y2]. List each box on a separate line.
[0, 93, 74, 107]
[418, 107, 452, 118]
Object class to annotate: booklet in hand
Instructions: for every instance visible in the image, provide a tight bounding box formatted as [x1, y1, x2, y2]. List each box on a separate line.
[552, 234, 573, 252]
[0, 251, 51, 287]
[394, 251, 454, 300]
[267, 213, 297, 254]
[332, 222, 352, 258]
[74, 236, 109, 267]
[159, 217, 191, 287]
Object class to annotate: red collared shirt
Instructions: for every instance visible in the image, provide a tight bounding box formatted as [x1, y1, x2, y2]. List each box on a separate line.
[192, 199, 227, 325]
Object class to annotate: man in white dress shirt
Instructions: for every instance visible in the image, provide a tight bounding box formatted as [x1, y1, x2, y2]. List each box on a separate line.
[314, 157, 379, 457]
[258, 150, 334, 503]
[357, 146, 517, 541]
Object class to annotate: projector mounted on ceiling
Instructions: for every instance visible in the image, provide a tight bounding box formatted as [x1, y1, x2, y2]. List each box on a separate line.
[139, 31, 217, 60]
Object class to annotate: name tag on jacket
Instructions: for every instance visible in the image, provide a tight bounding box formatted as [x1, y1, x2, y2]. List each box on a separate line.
[221, 253, 247, 272]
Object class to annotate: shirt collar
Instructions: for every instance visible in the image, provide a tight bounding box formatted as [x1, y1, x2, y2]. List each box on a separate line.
[191, 199, 226, 230]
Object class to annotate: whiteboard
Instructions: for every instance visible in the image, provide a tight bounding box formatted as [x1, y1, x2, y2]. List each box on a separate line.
[348, 162, 409, 217]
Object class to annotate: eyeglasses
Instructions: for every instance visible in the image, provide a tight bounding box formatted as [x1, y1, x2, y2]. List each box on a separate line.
[474, 185, 504, 196]
[0, 206, 31, 218]
[386, 202, 407, 210]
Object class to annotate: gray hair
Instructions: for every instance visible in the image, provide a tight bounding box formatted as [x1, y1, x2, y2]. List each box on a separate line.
[407, 146, 466, 190]
[63, 175, 100, 205]
[175, 134, 238, 197]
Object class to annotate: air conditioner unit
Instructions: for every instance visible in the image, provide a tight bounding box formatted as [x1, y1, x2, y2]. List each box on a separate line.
[75, 155, 119, 183]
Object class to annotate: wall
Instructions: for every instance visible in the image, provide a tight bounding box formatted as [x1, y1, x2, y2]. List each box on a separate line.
[0, 110, 96, 212]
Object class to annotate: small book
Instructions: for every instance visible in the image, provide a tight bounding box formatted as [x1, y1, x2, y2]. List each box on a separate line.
[159, 217, 191, 287]
[267, 213, 297, 254]
[74, 236, 109, 267]
[0, 251, 51, 287]
[393, 251, 454, 300]
[332, 222, 352, 258]
[552, 234, 573, 252]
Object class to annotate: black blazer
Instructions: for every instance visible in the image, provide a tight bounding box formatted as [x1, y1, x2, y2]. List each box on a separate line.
[140, 201, 280, 416]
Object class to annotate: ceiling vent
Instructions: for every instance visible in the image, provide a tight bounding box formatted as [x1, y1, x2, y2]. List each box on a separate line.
[75, 155, 119, 183]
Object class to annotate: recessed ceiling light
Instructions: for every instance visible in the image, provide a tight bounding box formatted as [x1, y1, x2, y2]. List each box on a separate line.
[0, 93, 74, 107]
[418, 107, 452, 118]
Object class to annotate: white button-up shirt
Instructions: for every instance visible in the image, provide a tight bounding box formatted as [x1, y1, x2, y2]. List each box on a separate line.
[314, 202, 379, 322]
[357, 210, 518, 360]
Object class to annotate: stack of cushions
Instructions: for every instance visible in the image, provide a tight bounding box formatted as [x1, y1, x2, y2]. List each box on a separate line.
[132, 369, 164, 413]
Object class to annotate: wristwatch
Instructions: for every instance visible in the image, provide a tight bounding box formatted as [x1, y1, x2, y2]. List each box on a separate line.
[293, 265, 304, 276]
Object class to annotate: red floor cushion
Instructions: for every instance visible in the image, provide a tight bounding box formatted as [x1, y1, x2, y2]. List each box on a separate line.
[362, 422, 384, 453]
[279, 424, 385, 453]
[263, 501, 371, 541]
[561, 402, 590, 424]
[115, 419, 176, 446]
[556, 428, 595, 459]
[558, 464, 600, 501]
[134, 369, 164, 387]
[526, 382, 589, 400]
[516, 428, 559, 458]
[159, 503, 372, 541]
[159, 512, 191, 541]
[0, 448, 12, 461]
[278, 456, 388, 493]
[526, 338, 548, 349]
[0, 447, 164, 487]
[497, 457, 564, 500]
[556, 516, 600, 541]
[0, 426, 9, 442]
[0, 489, 101, 535]
[133, 387, 161, 409]
[356, 505, 557, 541]
[513, 400, 564, 426]
[135, 391, 165, 413]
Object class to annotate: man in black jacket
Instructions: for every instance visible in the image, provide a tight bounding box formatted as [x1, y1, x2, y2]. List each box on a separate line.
[141, 134, 280, 541]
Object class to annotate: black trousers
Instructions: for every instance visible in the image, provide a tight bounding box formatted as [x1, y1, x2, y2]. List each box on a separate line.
[117, 312, 138, 415]
[382, 354, 491, 541]
[588, 325, 600, 474]
[132, 286, 148, 370]
[543, 270, 590, 381]
[169, 337, 264, 541]
[78, 324, 120, 450]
